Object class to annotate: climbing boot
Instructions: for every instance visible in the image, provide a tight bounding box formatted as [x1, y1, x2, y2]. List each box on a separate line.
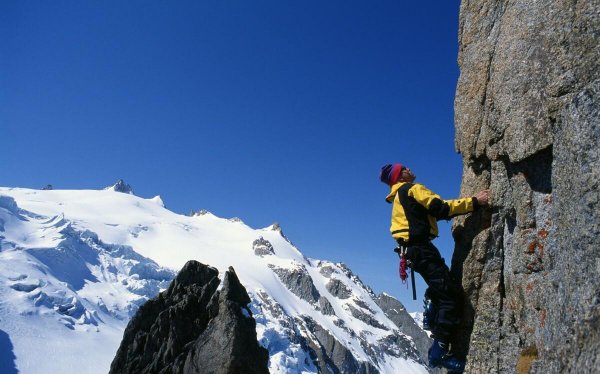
[442, 351, 466, 373]
[422, 298, 436, 331]
[427, 339, 447, 367]
[428, 340, 465, 373]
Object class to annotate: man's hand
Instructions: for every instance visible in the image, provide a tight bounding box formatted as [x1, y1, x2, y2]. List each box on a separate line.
[474, 190, 490, 206]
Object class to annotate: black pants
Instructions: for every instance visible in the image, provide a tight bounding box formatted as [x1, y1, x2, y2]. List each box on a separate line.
[406, 241, 462, 342]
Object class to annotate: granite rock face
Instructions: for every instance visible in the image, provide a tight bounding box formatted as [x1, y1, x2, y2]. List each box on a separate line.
[453, 0, 599, 373]
[109, 260, 269, 374]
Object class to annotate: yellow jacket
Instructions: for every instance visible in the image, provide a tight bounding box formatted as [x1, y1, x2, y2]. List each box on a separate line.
[385, 182, 477, 243]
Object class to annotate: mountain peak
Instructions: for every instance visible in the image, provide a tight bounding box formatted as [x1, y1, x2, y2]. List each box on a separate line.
[190, 209, 211, 217]
[105, 179, 134, 194]
[264, 222, 296, 247]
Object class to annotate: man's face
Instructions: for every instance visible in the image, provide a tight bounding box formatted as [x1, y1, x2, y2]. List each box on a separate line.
[400, 167, 416, 183]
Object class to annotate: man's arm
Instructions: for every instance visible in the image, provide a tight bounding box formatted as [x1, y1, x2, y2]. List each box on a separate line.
[409, 184, 488, 220]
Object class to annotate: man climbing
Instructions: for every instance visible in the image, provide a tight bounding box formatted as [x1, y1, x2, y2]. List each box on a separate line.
[379, 163, 489, 373]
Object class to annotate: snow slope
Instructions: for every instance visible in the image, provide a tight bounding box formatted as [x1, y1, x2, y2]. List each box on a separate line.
[0, 186, 428, 373]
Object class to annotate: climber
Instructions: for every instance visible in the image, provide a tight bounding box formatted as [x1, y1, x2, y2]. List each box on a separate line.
[379, 163, 489, 372]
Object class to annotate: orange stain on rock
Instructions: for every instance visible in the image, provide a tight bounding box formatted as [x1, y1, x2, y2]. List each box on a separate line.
[528, 241, 538, 254]
[540, 310, 547, 328]
[526, 282, 535, 292]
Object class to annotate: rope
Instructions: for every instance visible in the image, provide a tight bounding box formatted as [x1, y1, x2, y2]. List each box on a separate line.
[398, 246, 409, 288]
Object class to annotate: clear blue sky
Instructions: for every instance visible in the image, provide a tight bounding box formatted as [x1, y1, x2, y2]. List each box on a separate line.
[1, 1, 463, 312]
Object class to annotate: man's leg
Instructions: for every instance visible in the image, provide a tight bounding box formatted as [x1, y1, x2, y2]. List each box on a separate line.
[408, 242, 465, 372]
[421, 294, 436, 331]
[409, 242, 461, 340]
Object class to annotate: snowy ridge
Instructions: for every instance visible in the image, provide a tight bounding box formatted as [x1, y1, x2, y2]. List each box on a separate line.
[409, 312, 431, 338]
[0, 187, 428, 373]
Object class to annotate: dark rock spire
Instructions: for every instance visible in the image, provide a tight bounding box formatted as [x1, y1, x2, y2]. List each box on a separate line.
[109, 260, 269, 374]
[107, 179, 134, 194]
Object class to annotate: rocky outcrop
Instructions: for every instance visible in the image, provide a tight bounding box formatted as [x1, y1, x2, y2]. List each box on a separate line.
[299, 316, 379, 374]
[107, 179, 134, 194]
[189, 209, 210, 217]
[326, 278, 352, 299]
[270, 264, 321, 304]
[253, 237, 275, 257]
[109, 261, 269, 374]
[453, 0, 599, 373]
[375, 293, 432, 365]
[319, 265, 335, 278]
[318, 296, 336, 316]
[347, 304, 389, 331]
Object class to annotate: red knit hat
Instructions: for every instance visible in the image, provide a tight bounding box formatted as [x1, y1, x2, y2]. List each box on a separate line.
[379, 163, 404, 186]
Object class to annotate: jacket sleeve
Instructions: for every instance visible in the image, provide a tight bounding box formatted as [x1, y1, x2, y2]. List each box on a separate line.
[408, 184, 475, 220]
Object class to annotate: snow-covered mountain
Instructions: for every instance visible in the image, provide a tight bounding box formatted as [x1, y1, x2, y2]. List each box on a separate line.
[0, 184, 429, 373]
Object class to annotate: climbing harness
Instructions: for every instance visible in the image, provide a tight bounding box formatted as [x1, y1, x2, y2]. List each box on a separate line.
[394, 246, 417, 300]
